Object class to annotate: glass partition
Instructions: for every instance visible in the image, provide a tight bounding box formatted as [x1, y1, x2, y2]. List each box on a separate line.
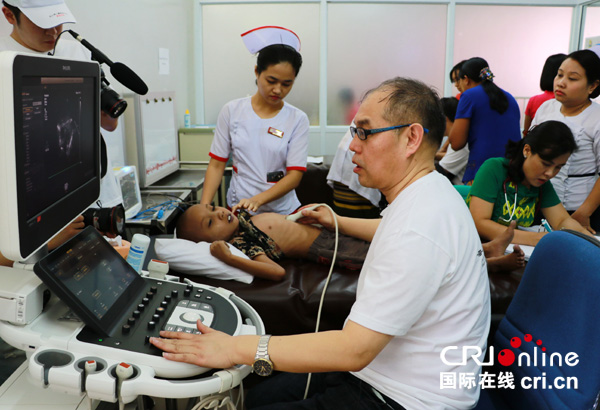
[197, 1, 582, 139]
[201, 3, 320, 125]
[327, 3, 447, 126]
[582, 1, 600, 49]
[454, 5, 572, 100]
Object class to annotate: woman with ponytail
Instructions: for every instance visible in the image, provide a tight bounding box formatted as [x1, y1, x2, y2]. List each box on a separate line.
[449, 57, 521, 184]
[468, 121, 592, 246]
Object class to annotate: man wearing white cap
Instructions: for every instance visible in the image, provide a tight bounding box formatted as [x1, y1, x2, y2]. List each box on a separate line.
[0, 0, 85, 57]
[0, 0, 123, 263]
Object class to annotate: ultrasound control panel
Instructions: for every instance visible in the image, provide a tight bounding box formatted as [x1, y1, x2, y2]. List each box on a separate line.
[32, 227, 242, 358]
[76, 279, 240, 356]
[165, 300, 214, 333]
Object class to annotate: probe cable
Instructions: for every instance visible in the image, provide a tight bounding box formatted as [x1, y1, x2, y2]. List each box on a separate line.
[303, 203, 339, 400]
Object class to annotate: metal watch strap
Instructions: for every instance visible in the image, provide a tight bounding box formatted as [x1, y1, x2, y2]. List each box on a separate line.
[255, 334, 272, 360]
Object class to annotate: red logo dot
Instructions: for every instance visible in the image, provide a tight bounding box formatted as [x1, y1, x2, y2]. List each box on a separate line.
[510, 337, 522, 348]
[542, 347, 546, 352]
[498, 349, 515, 366]
[536, 339, 543, 346]
[524, 334, 533, 342]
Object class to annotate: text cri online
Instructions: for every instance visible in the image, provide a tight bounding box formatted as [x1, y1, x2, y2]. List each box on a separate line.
[521, 373, 578, 390]
[441, 346, 579, 390]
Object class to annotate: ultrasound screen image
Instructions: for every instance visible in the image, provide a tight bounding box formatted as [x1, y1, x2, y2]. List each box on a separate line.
[20, 77, 95, 222]
[44, 230, 138, 321]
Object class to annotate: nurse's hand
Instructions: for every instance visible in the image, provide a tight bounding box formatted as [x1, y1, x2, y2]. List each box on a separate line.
[232, 198, 262, 214]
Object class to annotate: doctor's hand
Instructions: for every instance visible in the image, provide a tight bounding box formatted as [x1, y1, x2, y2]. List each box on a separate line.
[232, 197, 263, 214]
[150, 321, 237, 369]
[48, 215, 85, 250]
[296, 204, 337, 231]
[100, 111, 118, 132]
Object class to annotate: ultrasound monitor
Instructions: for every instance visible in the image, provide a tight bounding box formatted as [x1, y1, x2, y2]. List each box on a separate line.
[34, 226, 146, 337]
[0, 52, 101, 262]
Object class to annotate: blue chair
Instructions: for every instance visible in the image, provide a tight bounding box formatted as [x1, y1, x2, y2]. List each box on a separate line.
[475, 230, 600, 409]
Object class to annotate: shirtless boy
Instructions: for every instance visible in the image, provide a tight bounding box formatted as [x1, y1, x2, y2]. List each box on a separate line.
[176, 204, 370, 280]
[176, 203, 524, 281]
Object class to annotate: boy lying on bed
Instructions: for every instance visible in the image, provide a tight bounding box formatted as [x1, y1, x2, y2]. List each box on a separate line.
[175, 204, 370, 280]
[176, 204, 524, 281]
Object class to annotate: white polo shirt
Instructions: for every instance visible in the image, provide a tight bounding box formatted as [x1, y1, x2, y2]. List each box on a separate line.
[349, 172, 491, 409]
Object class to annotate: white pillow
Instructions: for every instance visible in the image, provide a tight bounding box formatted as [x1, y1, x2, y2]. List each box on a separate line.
[154, 238, 254, 284]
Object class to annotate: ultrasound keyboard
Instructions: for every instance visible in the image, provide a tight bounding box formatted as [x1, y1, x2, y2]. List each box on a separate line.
[76, 279, 240, 356]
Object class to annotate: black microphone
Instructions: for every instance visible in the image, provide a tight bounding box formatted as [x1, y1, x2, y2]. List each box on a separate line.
[109, 62, 149, 96]
[68, 30, 148, 95]
[68, 30, 113, 65]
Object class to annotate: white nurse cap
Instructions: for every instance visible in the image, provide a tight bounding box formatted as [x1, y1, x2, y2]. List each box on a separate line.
[241, 26, 301, 54]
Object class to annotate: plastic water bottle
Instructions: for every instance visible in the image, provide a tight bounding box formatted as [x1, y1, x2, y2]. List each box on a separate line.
[184, 109, 191, 128]
[126, 234, 151, 273]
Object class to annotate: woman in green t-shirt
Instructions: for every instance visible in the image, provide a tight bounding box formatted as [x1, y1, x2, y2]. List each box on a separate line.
[469, 120, 593, 246]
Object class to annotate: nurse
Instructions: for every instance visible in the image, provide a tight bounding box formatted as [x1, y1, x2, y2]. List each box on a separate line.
[200, 26, 309, 215]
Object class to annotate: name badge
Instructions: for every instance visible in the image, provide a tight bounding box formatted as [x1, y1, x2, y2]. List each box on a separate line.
[268, 127, 284, 138]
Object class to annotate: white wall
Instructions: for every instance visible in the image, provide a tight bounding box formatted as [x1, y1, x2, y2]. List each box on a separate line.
[0, 0, 195, 128]
[2, 0, 598, 156]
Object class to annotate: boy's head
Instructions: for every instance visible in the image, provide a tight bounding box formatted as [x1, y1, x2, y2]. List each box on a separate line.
[176, 204, 239, 243]
[440, 96, 459, 136]
[2, 0, 76, 52]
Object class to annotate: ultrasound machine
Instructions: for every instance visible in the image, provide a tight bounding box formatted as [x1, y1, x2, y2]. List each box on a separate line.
[0, 52, 263, 409]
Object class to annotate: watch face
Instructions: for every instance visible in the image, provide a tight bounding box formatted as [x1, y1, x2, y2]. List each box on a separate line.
[253, 358, 273, 376]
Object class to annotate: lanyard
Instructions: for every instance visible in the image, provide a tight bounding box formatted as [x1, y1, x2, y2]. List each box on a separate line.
[499, 178, 518, 223]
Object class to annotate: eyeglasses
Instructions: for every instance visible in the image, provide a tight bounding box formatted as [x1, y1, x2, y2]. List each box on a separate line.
[349, 124, 429, 141]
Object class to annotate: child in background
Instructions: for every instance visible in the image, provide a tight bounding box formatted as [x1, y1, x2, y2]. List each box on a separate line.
[436, 97, 469, 185]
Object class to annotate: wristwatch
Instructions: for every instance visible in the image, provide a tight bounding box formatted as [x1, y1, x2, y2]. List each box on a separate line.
[252, 334, 273, 376]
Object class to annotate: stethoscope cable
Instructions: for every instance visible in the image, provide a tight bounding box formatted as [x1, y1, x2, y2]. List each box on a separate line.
[499, 178, 518, 223]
